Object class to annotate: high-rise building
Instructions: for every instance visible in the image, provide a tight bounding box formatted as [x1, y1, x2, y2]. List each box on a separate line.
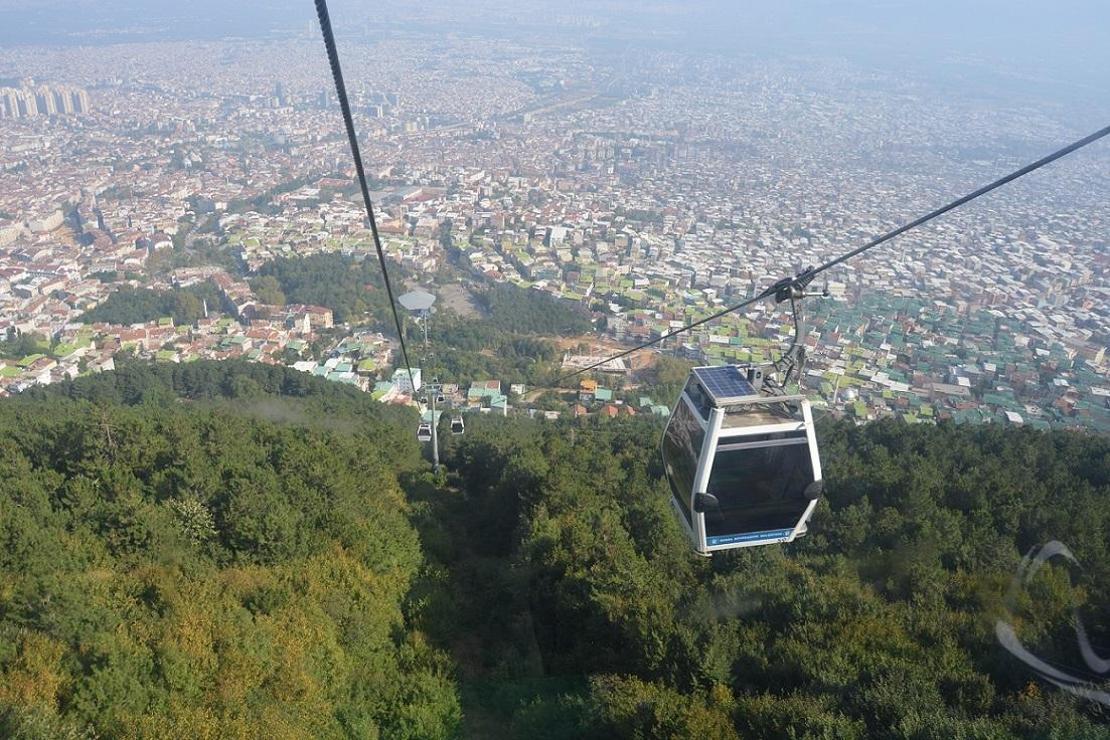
[56, 87, 74, 114]
[72, 89, 90, 114]
[36, 85, 57, 115]
[0, 89, 19, 119]
[16, 89, 38, 116]
[0, 83, 90, 119]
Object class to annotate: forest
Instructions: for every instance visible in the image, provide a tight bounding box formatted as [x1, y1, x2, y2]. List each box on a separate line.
[251, 253, 398, 325]
[253, 254, 590, 337]
[406, 284, 592, 387]
[79, 284, 225, 327]
[1, 361, 1108, 738]
[1, 362, 456, 738]
[475, 283, 592, 336]
[417, 312, 561, 388]
[432, 413, 1110, 738]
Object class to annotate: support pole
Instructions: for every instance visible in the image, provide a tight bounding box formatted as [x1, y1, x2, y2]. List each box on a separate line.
[430, 383, 440, 473]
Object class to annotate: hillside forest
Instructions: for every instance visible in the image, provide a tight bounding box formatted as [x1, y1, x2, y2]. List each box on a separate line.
[0, 361, 1107, 738]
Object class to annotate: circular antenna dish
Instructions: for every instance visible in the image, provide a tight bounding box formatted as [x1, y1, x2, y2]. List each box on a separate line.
[398, 289, 436, 312]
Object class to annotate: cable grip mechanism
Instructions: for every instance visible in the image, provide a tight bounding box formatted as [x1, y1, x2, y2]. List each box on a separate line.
[771, 266, 827, 303]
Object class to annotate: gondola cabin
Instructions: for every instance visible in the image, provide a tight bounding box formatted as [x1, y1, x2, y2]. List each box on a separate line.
[661, 365, 823, 555]
[450, 416, 465, 435]
[416, 422, 433, 443]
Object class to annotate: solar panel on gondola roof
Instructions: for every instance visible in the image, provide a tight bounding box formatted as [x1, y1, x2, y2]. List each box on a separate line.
[692, 366, 758, 403]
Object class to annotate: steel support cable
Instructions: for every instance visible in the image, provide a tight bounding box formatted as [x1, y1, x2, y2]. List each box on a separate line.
[559, 123, 1110, 383]
[314, 0, 417, 395]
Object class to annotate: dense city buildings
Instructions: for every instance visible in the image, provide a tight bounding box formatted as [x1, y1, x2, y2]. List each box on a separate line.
[0, 30, 1106, 431]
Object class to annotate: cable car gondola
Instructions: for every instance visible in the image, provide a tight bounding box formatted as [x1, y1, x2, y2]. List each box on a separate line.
[661, 365, 823, 555]
[450, 416, 465, 435]
[416, 422, 433, 443]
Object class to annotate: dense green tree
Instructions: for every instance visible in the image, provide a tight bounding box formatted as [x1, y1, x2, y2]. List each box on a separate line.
[252, 275, 286, 305]
[420, 311, 563, 387]
[0, 333, 51, 359]
[80, 284, 223, 326]
[3, 359, 1109, 738]
[476, 283, 592, 336]
[0, 366, 456, 738]
[437, 414, 1110, 737]
[252, 253, 398, 325]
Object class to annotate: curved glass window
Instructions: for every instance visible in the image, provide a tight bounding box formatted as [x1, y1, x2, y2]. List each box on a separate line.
[684, 378, 713, 420]
[661, 399, 704, 525]
[703, 440, 813, 543]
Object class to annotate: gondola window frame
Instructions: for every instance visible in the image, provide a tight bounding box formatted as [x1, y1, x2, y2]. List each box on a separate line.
[699, 397, 822, 553]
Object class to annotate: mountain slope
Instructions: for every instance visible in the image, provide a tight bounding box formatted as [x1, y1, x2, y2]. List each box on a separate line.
[0, 364, 458, 738]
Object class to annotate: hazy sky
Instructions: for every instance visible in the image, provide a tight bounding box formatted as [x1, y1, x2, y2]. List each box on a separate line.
[1, 0, 1107, 101]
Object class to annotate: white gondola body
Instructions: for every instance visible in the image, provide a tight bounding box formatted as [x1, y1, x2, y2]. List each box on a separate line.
[661, 365, 823, 555]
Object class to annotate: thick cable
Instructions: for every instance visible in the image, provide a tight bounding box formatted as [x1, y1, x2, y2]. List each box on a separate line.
[559, 123, 1110, 383]
[314, 0, 417, 395]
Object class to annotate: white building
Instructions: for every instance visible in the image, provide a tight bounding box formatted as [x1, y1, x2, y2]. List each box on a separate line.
[392, 367, 422, 394]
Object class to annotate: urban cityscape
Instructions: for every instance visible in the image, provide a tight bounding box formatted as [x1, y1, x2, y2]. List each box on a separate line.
[2, 2, 1110, 737]
[0, 21, 1107, 433]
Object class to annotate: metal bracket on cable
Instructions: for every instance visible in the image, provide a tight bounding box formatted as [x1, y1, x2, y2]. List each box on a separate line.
[770, 266, 827, 389]
[772, 265, 823, 303]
